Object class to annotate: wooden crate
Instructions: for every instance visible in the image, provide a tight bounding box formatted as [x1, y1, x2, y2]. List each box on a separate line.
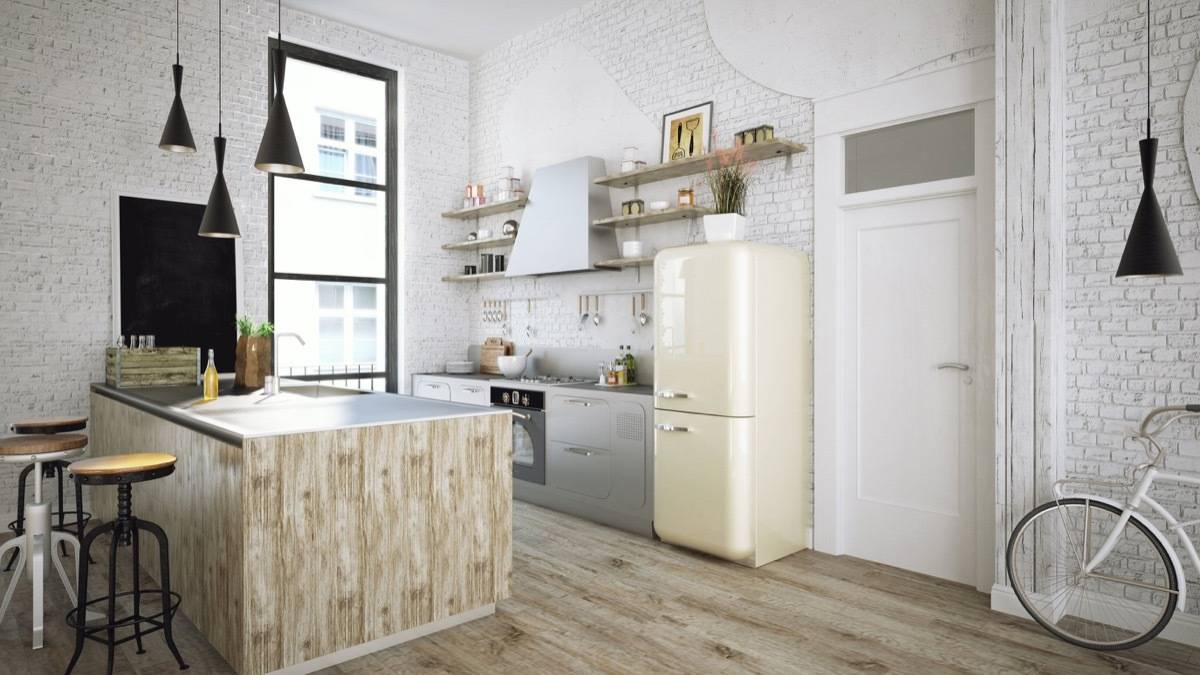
[105, 347, 201, 388]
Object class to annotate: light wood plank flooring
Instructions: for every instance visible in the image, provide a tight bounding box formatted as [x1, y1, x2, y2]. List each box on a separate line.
[2, 501, 1198, 673]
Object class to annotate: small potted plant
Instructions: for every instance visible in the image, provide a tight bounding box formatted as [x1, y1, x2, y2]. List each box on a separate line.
[235, 315, 274, 389]
[703, 144, 753, 242]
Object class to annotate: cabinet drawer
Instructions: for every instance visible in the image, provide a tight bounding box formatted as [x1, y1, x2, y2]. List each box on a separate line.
[450, 381, 489, 406]
[413, 377, 451, 401]
[548, 394, 610, 448]
[548, 441, 611, 499]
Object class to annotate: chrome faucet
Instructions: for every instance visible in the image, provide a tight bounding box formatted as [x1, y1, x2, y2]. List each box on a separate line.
[264, 332, 306, 395]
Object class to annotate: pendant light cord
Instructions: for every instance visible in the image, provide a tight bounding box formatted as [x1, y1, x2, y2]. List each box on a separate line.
[278, 0, 282, 43]
[175, 0, 180, 64]
[1146, 0, 1152, 138]
[217, 0, 222, 137]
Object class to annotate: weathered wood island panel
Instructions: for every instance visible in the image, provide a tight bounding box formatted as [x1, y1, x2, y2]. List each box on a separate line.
[90, 387, 512, 674]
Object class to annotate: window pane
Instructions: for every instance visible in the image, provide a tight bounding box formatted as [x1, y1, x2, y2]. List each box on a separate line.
[353, 317, 377, 362]
[355, 122, 376, 148]
[844, 110, 974, 194]
[284, 58, 387, 180]
[320, 115, 345, 141]
[317, 284, 344, 309]
[273, 279, 386, 375]
[273, 176, 385, 278]
[352, 286, 376, 309]
[354, 154, 377, 196]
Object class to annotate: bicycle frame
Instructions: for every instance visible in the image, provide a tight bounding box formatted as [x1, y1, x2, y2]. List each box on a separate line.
[1055, 405, 1200, 611]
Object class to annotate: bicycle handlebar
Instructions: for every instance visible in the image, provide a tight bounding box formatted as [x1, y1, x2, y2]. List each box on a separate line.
[1134, 405, 1200, 465]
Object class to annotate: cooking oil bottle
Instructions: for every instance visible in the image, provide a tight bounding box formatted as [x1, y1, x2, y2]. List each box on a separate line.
[203, 348, 219, 400]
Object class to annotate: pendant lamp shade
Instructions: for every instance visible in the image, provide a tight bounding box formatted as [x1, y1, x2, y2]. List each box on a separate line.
[1116, 138, 1181, 277]
[254, 47, 304, 173]
[159, 0, 195, 153]
[1116, 0, 1181, 278]
[199, 137, 240, 238]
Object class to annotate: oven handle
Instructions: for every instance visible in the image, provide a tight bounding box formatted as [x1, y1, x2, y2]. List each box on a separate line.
[563, 447, 596, 457]
[510, 411, 531, 421]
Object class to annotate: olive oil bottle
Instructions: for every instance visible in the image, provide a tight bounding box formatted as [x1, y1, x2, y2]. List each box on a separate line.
[203, 348, 219, 400]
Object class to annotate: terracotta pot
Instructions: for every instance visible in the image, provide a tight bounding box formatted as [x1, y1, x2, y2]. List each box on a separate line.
[235, 335, 272, 389]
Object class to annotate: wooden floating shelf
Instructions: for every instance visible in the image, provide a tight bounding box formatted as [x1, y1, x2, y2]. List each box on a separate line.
[594, 139, 807, 188]
[595, 256, 656, 270]
[592, 206, 711, 229]
[440, 197, 527, 220]
[441, 271, 509, 283]
[442, 234, 517, 251]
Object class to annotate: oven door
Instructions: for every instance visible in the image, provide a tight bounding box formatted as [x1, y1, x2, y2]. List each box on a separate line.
[511, 408, 546, 485]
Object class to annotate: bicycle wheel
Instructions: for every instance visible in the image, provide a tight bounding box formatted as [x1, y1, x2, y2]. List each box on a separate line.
[1006, 498, 1178, 650]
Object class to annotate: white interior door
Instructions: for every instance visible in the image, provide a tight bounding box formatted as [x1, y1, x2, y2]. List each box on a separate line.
[841, 191, 977, 584]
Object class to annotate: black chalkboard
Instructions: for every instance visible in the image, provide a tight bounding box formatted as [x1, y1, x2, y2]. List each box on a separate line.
[119, 196, 237, 372]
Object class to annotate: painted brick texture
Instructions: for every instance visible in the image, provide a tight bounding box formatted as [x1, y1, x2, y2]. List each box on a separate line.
[0, 0, 470, 522]
[1064, 0, 1200, 612]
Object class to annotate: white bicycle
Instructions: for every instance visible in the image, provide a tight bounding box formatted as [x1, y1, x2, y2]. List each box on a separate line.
[1007, 404, 1200, 650]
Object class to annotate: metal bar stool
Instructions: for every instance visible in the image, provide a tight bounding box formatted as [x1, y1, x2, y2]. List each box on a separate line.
[5, 417, 92, 572]
[65, 452, 188, 675]
[0, 433, 88, 649]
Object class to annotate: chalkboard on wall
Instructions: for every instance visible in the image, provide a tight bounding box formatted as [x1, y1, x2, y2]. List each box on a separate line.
[118, 196, 237, 372]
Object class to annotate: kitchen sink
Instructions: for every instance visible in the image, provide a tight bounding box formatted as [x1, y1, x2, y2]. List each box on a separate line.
[280, 384, 367, 398]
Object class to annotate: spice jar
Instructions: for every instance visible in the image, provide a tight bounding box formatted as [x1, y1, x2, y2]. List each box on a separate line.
[677, 187, 695, 208]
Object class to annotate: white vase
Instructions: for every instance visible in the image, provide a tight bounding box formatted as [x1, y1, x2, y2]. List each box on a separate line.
[703, 213, 747, 242]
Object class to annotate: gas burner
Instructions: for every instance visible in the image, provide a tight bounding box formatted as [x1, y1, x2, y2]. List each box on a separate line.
[493, 374, 592, 386]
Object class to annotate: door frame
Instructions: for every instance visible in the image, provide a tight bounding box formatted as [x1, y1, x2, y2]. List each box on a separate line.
[813, 57, 996, 591]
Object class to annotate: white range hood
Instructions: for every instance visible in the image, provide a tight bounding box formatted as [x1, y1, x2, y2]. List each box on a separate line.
[505, 156, 615, 276]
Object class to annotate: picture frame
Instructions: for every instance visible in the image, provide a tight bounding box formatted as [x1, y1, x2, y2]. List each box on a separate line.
[660, 101, 713, 163]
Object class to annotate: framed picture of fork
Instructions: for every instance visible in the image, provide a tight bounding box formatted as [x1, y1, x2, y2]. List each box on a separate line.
[661, 101, 712, 163]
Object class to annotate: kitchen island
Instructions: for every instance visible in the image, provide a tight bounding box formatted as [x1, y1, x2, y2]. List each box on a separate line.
[88, 380, 512, 675]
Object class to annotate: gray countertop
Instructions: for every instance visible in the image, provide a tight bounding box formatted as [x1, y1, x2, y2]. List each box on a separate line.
[92, 379, 507, 447]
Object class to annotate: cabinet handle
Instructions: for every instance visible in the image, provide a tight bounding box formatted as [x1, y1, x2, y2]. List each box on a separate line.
[564, 399, 593, 407]
[655, 423, 690, 433]
[422, 383, 445, 389]
[936, 362, 970, 371]
[564, 447, 596, 456]
[656, 390, 689, 399]
[511, 411, 530, 421]
[462, 386, 482, 393]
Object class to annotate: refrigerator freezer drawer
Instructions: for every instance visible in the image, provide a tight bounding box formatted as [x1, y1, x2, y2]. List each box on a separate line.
[653, 410, 755, 560]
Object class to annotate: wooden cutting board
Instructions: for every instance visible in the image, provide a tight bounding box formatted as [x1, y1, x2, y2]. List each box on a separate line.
[479, 337, 512, 375]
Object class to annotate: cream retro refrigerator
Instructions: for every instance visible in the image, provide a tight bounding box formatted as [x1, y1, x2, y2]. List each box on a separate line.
[653, 241, 810, 567]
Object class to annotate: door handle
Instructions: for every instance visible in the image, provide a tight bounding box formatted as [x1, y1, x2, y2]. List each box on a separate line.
[656, 390, 689, 399]
[511, 411, 530, 421]
[563, 447, 596, 457]
[655, 423, 690, 433]
[936, 362, 970, 371]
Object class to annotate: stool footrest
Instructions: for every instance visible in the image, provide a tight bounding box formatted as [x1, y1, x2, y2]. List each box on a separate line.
[65, 589, 182, 634]
[8, 511, 92, 534]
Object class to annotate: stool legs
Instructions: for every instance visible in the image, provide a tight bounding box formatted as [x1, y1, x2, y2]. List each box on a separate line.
[3, 464, 34, 572]
[64, 486, 188, 675]
[137, 518, 187, 670]
[0, 534, 25, 623]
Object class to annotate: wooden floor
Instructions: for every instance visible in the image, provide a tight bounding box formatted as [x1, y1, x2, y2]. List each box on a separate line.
[2, 501, 1198, 674]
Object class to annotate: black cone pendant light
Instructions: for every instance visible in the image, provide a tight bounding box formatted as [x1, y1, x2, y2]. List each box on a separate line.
[1116, 0, 1181, 278]
[199, 0, 240, 239]
[158, 0, 196, 152]
[254, 0, 304, 174]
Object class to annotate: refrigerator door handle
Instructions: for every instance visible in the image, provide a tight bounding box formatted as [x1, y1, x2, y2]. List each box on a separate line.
[655, 423, 691, 433]
[936, 362, 970, 372]
[656, 390, 690, 399]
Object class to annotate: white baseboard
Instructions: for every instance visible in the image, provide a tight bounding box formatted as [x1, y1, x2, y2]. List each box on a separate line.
[991, 584, 1200, 649]
[265, 602, 496, 674]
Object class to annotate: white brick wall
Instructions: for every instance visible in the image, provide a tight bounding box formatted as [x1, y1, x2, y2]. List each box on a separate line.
[0, 0, 470, 522]
[1064, 0, 1200, 612]
[463, 0, 815, 354]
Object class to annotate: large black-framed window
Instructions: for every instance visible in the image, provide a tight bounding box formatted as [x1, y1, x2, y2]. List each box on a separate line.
[267, 40, 399, 392]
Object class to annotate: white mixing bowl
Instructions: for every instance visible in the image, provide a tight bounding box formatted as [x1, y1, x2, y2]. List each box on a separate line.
[497, 355, 528, 378]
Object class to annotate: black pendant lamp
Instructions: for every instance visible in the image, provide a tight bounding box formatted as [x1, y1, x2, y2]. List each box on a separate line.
[158, 0, 196, 152]
[1116, 0, 1181, 278]
[254, 0, 304, 174]
[199, 0, 240, 239]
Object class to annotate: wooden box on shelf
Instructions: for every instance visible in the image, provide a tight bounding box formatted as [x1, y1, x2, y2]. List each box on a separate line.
[105, 346, 200, 388]
[235, 336, 272, 389]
